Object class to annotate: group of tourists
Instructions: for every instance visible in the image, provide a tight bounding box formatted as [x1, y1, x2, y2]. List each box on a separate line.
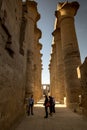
[44, 95, 55, 118]
[26, 94, 55, 119]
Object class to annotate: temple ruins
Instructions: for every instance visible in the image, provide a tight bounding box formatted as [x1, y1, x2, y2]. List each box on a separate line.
[0, 0, 87, 130]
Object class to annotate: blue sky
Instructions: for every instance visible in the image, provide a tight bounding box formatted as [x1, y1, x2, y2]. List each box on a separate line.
[35, 0, 87, 84]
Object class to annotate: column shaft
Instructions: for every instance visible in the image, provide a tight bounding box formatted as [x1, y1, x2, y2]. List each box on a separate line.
[56, 1, 81, 108]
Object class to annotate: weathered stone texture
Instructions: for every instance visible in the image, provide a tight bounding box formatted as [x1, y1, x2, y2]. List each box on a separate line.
[80, 57, 87, 116]
[0, 0, 26, 129]
[24, 1, 42, 101]
[0, 0, 42, 129]
[50, 1, 81, 109]
[51, 27, 65, 104]
[34, 26, 42, 103]
[50, 46, 57, 99]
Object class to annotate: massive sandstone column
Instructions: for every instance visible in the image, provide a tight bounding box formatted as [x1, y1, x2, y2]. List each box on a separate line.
[24, 1, 39, 98]
[55, 1, 81, 108]
[49, 36, 54, 96]
[80, 57, 87, 117]
[34, 26, 42, 102]
[37, 43, 43, 100]
[49, 43, 57, 99]
[52, 26, 65, 103]
[51, 43, 57, 98]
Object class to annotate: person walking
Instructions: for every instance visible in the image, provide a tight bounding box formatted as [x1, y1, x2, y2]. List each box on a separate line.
[44, 95, 49, 118]
[49, 96, 53, 116]
[28, 95, 34, 116]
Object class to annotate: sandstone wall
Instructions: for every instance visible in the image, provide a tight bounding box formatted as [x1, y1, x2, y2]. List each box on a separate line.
[0, 0, 26, 129]
[0, 1, 42, 129]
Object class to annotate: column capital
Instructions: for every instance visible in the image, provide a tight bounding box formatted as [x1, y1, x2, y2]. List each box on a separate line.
[25, 1, 40, 22]
[26, 1, 37, 9]
[55, 1, 79, 18]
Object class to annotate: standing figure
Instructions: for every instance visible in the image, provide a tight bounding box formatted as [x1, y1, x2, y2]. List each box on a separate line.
[28, 95, 34, 116]
[44, 95, 49, 118]
[49, 96, 53, 116]
[52, 97, 55, 113]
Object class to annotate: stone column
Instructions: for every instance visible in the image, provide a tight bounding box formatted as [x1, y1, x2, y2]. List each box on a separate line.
[49, 60, 52, 96]
[37, 43, 43, 100]
[50, 51, 56, 98]
[34, 26, 42, 102]
[52, 27, 65, 103]
[24, 1, 39, 98]
[56, 1, 81, 109]
[52, 43, 57, 98]
[80, 57, 87, 116]
[49, 55, 53, 96]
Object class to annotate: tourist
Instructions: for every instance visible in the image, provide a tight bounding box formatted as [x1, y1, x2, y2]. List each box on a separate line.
[49, 96, 53, 116]
[28, 95, 34, 116]
[44, 95, 49, 118]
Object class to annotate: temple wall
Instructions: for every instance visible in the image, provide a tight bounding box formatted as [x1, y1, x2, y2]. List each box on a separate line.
[0, 0, 26, 129]
[0, 0, 42, 129]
